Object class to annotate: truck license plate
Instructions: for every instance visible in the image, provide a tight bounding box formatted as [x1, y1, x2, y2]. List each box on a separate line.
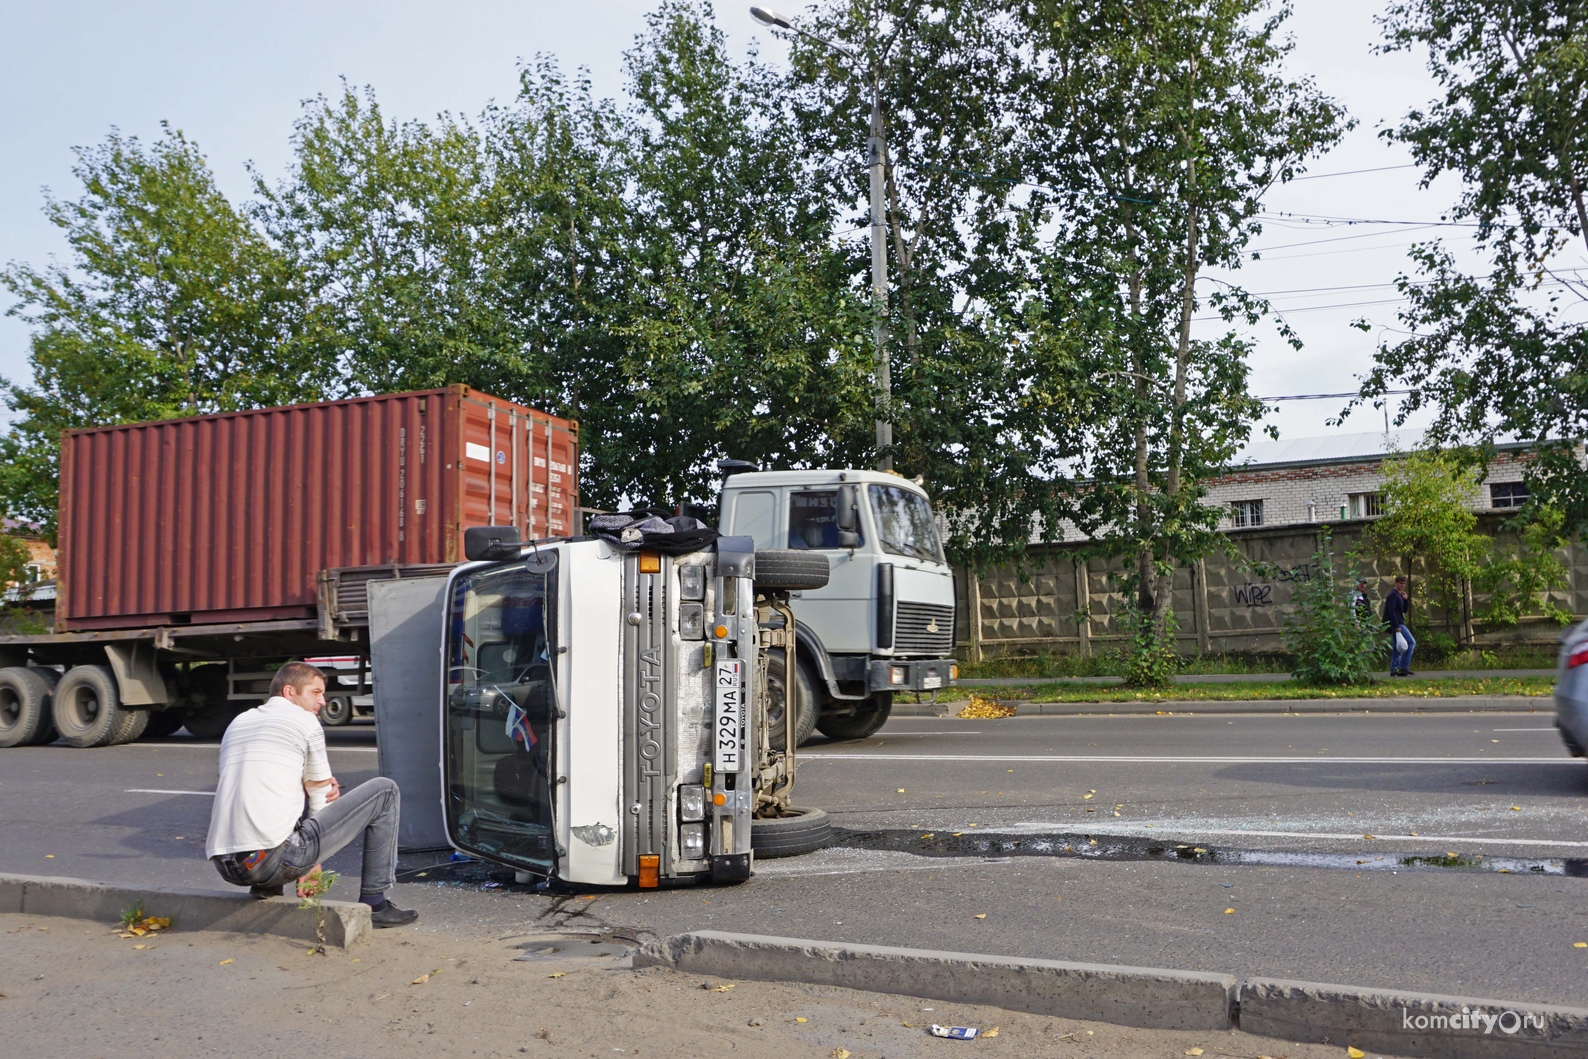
[714, 658, 745, 773]
[922, 675, 942, 689]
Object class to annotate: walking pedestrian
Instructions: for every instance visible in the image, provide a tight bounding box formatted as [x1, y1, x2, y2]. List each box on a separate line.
[206, 660, 418, 927]
[1384, 575, 1415, 676]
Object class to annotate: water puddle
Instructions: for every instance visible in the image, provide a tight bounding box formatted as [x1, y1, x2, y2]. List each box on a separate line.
[832, 827, 1588, 877]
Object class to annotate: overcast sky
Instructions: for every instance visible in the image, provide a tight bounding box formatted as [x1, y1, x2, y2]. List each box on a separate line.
[0, 0, 1480, 445]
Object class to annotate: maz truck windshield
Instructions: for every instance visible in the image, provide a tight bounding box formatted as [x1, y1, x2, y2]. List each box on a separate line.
[869, 484, 945, 564]
[444, 554, 558, 873]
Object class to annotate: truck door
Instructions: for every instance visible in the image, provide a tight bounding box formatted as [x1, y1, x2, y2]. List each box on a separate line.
[442, 551, 559, 875]
[784, 486, 873, 654]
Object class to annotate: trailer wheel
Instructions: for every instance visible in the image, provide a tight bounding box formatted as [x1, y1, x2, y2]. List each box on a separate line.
[750, 806, 833, 859]
[139, 709, 186, 739]
[112, 706, 150, 745]
[51, 665, 131, 748]
[816, 692, 893, 741]
[752, 549, 830, 591]
[26, 668, 61, 746]
[0, 667, 55, 748]
[182, 703, 248, 740]
[320, 695, 353, 727]
[765, 651, 818, 750]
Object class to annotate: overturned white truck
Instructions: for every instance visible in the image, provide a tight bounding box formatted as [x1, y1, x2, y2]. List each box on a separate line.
[443, 525, 832, 887]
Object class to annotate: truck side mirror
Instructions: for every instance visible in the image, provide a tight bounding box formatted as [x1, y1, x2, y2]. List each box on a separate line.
[464, 525, 522, 562]
[836, 485, 861, 548]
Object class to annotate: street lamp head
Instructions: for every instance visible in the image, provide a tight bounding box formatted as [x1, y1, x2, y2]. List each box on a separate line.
[749, 6, 792, 29]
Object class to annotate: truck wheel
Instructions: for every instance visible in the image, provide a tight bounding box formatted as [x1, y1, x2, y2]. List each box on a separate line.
[51, 665, 131, 748]
[112, 707, 150, 745]
[816, 692, 893, 741]
[765, 652, 818, 750]
[320, 695, 353, 727]
[751, 806, 833, 858]
[140, 709, 186, 739]
[753, 550, 831, 591]
[0, 667, 55, 748]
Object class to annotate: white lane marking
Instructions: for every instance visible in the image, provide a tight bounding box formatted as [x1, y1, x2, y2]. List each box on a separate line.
[126, 743, 378, 753]
[863, 731, 982, 736]
[970, 822, 1588, 850]
[125, 788, 215, 796]
[1492, 728, 1557, 732]
[801, 753, 1573, 764]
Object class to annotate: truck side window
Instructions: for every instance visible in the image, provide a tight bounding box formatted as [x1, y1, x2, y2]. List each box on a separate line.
[788, 490, 863, 550]
[732, 490, 778, 549]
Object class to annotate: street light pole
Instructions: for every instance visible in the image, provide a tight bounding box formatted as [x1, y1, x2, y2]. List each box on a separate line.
[751, 6, 892, 471]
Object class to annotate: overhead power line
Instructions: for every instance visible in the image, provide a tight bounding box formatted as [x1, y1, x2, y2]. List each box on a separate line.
[1258, 389, 1411, 402]
[1287, 164, 1420, 181]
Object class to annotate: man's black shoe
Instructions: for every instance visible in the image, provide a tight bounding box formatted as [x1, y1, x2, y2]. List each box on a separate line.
[1402, 669, 1416, 676]
[369, 900, 419, 928]
[250, 884, 284, 899]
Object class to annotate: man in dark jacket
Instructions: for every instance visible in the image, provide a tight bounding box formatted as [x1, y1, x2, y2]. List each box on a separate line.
[1384, 576, 1414, 676]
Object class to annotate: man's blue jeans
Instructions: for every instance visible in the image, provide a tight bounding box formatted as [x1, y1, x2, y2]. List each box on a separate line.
[1391, 625, 1417, 673]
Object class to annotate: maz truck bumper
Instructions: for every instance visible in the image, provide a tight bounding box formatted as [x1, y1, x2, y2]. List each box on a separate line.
[869, 657, 957, 693]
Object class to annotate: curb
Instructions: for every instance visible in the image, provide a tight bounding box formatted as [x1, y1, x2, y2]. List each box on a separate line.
[1241, 978, 1588, 1059]
[0, 873, 370, 949]
[892, 695, 1551, 718]
[636, 930, 1237, 1031]
[637, 931, 1588, 1058]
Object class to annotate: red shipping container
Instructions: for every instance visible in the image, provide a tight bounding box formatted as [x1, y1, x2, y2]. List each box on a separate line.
[56, 386, 579, 631]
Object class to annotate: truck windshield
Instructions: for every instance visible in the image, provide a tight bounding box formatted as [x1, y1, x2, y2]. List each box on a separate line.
[444, 554, 558, 874]
[868, 484, 945, 564]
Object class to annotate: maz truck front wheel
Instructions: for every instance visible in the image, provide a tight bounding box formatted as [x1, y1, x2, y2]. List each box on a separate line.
[750, 806, 833, 859]
[816, 692, 893, 741]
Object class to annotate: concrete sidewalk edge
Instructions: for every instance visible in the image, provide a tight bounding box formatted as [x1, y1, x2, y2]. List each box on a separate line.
[637, 931, 1588, 1058]
[0, 872, 369, 948]
[892, 695, 1551, 717]
[636, 930, 1237, 1031]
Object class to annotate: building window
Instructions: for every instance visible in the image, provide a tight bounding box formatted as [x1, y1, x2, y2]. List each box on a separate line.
[1230, 499, 1264, 528]
[1490, 482, 1530, 509]
[1348, 492, 1382, 519]
[22, 563, 40, 583]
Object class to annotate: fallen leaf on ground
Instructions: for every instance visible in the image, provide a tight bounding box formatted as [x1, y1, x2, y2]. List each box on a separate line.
[1510, 806, 1522, 811]
[1089, 839, 1098, 846]
[710, 984, 734, 992]
[1185, 1049, 1203, 1056]
[547, 973, 566, 979]
[985, 1027, 999, 1038]
[897, 789, 905, 793]
[218, 959, 233, 965]
[920, 833, 934, 840]
[1083, 793, 1094, 800]
[795, 1017, 808, 1023]
[580, 895, 598, 901]
[1224, 909, 1235, 914]
[1362, 834, 1376, 840]
[411, 974, 431, 985]
[831, 1050, 852, 1059]
[1575, 942, 1587, 948]
[131, 944, 148, 950]
[973, 914, 986, 920]
[1348, 1048, 1366, 1058]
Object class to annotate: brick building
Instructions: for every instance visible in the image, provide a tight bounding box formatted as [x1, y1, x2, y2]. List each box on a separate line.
[1203, 430, 1533, 530]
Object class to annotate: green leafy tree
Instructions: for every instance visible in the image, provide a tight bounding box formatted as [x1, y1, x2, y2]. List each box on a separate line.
[1011, 0, 1349, 649]
[1367, 448, 1488, 637]
[1, 127, 322, 538]
[1474, 504, 1573, 627]
[1362, 2, 1588, 533]
[0, 532, 30, 592]
[1282, 528, 1385, 685]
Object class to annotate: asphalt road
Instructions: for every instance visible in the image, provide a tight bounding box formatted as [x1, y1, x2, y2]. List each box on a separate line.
[3, 710, 1587, 1007]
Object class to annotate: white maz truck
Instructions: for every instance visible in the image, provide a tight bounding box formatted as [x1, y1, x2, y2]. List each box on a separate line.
[441, 526, 834, 887]
[716, 468, 958, 744]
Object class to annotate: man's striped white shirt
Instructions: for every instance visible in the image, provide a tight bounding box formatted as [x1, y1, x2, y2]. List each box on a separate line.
[206, 697, 332, 857]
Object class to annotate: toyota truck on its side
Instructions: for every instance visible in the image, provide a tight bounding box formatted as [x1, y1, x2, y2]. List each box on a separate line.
[716, 468, 958, 744]
[441, 526, 833, 888]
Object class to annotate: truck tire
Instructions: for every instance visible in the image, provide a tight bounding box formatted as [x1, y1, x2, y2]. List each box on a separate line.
[753, 550, 830, 591]
[112, 707, 150, 745]
[0, 666, 55, 748]
[320, 695, 353, 727]
[139, 709, 186, 739]
[816, 692, 893, 741]
[765, 652, 818, 750]
[751, 806, 833, 858]
[27, 667, 61, 745]
[51, 665, 131, 748]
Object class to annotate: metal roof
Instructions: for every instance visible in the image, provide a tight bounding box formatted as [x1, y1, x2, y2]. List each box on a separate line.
[1230, 429, 1427, 469]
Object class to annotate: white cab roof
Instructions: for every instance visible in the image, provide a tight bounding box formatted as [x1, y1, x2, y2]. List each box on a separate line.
[721, 468, 930, 497]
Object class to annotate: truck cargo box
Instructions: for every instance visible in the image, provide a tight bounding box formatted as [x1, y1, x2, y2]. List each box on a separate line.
[56, 386, 578, 631]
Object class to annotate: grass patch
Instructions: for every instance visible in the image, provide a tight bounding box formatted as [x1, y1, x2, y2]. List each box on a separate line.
[958, 645, 1559, 680]
[911, 675, 1554, 704]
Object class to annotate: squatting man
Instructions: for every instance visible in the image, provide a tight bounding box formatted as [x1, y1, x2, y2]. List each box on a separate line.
[206, 661, 418, 927]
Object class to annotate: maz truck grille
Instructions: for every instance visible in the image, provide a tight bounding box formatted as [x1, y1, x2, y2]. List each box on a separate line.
[893, 602, 955, 655]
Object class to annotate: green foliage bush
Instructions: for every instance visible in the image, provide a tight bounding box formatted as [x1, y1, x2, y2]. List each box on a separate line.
[1118, 602, 1180, 689]
[1282, 528, 1385, 685]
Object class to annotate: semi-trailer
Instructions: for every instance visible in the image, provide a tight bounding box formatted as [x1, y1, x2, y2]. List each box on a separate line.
[0, 386, 578, 747]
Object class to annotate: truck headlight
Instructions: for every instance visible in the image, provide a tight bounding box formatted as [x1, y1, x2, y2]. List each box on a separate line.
[679, 784, 706, 822]
[679, 822, 706, 860]
[679, 564, 706, 600]
[680, 602, 705, 640]
[889, 665, 907, 686]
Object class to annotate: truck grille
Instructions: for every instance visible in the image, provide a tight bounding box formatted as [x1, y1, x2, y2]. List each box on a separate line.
[894, 601, 955, 656]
